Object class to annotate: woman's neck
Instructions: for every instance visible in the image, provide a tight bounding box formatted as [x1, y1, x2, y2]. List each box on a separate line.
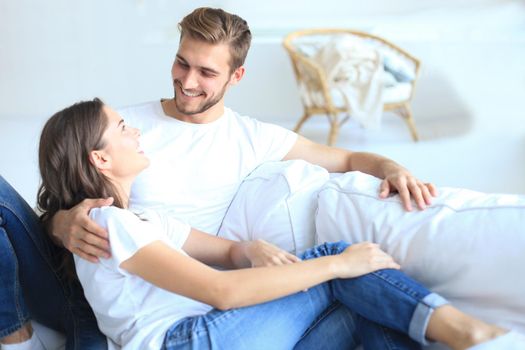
[110, 178, 133, 209]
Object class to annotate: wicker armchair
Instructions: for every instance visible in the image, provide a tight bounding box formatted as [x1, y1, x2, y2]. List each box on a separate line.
[283, 28, 421, 145]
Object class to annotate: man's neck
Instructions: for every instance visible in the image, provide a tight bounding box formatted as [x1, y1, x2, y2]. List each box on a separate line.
[161, 98, 224, 124]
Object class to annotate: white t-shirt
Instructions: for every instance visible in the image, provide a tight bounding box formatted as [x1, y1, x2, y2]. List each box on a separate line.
[74, 206, 212, 349]
[118, 101, 297, 234]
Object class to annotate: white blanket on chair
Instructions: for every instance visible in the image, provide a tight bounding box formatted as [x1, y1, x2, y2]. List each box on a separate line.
[314, 36, 384, 129]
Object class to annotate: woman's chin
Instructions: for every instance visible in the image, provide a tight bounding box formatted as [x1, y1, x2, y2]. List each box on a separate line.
[141, 157, 151, 171]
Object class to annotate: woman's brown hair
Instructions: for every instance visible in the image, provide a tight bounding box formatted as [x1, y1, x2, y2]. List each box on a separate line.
[37, 98, 124, 275]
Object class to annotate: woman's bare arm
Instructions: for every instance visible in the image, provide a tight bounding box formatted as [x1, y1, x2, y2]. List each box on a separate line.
[120, 236, 399, 310]
[181, 228, 300, 269]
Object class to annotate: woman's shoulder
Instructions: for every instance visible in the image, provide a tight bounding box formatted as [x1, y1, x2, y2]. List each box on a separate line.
[90, 206, 171, 251]
[89, 206, 141, 228]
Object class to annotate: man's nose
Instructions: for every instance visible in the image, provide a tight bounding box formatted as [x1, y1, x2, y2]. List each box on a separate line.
[179, 69, 198, 89]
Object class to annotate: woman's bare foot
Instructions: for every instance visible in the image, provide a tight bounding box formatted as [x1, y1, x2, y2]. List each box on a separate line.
[426, 305, 507, 350]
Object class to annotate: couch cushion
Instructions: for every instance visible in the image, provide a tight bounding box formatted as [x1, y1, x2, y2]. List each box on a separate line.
[218, 160, 329, 255]
[316, 171, 525, 333]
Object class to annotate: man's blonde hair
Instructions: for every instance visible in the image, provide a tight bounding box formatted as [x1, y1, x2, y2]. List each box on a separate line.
[179, 7, 252, 72]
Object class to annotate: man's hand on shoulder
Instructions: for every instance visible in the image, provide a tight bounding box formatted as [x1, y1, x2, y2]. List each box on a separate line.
[50, 198, 113, 262]
[379, 165, 438, 211]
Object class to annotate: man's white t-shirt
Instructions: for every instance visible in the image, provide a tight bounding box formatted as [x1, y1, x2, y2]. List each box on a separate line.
[74, 206, 211, 349]
[118, 101, 297, 234]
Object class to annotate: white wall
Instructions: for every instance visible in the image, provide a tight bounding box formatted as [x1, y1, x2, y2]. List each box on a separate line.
[1, 0, 523, 120]
[1, 0, 524, 204]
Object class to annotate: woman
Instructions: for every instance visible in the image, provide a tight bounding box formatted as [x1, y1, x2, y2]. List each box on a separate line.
[36, 98, 520, 350]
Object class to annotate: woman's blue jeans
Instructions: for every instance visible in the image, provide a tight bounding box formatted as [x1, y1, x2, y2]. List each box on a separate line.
[163, 242, 448, 350]
[0, 175, 106, 349]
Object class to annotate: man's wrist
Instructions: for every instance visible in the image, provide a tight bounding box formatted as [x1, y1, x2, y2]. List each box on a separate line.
[381, 160, 404, 178]
[45, 212, 64, 247]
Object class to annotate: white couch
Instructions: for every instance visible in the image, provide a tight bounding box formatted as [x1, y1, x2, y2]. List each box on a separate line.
[219, 160, 525, 349]
[29, 160, 525, 350]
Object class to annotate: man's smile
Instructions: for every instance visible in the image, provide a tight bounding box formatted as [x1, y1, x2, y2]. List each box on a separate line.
[176, 81, 204, 98]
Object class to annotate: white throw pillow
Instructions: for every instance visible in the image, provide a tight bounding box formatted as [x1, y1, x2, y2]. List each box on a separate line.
[316, 171, 525, 333]
[218, 160, 329, 255]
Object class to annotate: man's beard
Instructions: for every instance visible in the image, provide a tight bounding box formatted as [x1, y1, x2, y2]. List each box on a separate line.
[173, 80, 229, 116]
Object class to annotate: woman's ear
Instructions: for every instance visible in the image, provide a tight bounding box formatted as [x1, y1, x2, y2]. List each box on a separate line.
[88, 150, 111, 171]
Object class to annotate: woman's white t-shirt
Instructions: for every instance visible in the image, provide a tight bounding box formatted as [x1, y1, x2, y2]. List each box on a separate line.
[74, 206, 211, 349]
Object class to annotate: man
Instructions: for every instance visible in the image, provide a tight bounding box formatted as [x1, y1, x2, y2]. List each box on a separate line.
[0, 7, 436, 349]
[51, 7, 436, 263]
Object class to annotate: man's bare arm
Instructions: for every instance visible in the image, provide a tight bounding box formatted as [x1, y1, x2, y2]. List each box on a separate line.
[283, 135, 437, 211]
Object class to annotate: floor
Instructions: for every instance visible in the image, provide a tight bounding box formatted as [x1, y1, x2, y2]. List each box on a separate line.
[292, 106, 525, 197]
[278, 39, 525, 197]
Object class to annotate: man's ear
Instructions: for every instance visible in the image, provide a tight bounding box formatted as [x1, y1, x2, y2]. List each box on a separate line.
[229, 66, 245, 86]
[88, 150, 111, 171]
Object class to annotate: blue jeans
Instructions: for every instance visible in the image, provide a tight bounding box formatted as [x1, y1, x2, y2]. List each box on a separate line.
[0, 175, 106, 349]
[163, 242, 448, 350]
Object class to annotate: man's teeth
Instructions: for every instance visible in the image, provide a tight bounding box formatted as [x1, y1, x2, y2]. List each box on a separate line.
[181, 88, 201, 97]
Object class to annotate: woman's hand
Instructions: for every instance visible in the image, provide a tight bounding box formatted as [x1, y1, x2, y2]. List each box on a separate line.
[244, 239, 301, 267]
[333, 242, 400, 279]
[50, 198, 113, 262]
